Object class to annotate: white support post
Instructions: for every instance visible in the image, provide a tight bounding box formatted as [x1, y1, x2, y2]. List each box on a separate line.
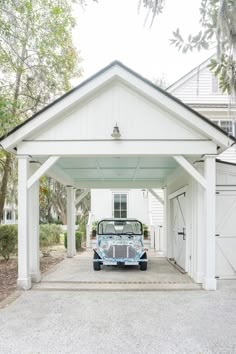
[12, 209, 16, 224]
[66, 186, 76, 257]
[29, 163, 41, 283]
[203, 155, 216, 290]
[17, 156, 31, 290]
[3, 209, 6, 224]
[163, 187, 168, 257]
[73, 188, 76, 256]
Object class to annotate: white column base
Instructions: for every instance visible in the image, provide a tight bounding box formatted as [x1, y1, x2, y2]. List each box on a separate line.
[67, 251, 74, 258]
[17, 277, 32, 290]
[193, 272, 204, 284]
[30, 272, 42, 283]
[202, 277, 217, 290]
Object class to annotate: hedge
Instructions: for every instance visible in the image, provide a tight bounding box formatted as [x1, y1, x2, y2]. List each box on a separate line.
[64, 231, 83, 251]
[40, 224, 62, 248]
[0, 224, 18, 261]
[0, 224, 63, 261]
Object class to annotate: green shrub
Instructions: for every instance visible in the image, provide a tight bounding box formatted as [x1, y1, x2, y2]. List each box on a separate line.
[64, 231, 83, 251]
[39, 224, 62, 248]
[0, 224, 18, 261]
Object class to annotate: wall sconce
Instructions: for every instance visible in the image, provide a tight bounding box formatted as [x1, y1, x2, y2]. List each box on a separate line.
[141, 189, 148, 198]
[111, 123, 121, 139]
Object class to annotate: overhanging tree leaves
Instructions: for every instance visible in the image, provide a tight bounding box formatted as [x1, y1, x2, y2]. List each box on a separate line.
[0, 0, 83, 223]
[140, 0, 236, 94]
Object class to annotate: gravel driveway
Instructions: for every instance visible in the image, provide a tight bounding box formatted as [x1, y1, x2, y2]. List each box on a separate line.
[0, 281, 236, 354]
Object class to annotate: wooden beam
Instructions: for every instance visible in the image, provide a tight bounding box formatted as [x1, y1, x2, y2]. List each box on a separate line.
[18, 140, 217, 156]
[148, 189, 164, 205]
[27, 156, 60, 189]
[173, 155, 207, 189]
[47, 164, 74, 187]
[75, 189, 90, 205]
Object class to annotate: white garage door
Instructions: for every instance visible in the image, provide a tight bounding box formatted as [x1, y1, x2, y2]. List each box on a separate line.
[216, 191, 236, 279]
[171, 193, 187, 271]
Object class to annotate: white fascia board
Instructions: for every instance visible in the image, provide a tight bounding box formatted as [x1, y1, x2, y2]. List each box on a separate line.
[114, 67, 234, 149]
[17, 140, 217, 156]
[1, 66, 121, 151]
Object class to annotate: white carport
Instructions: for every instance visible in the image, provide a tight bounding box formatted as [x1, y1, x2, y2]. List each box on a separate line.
[0, 61, 235, 291]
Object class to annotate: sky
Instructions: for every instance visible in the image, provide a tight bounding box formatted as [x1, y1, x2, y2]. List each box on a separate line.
[73, 0, 215, 86]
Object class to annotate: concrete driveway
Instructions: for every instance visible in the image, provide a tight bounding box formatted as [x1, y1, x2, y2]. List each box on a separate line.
[32, 251, 200, 291]
[0, 253, 236, 354]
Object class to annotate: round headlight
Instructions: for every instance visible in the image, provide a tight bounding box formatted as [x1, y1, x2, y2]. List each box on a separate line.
[134, 241, 141, 250]
[100, 241, 109, 250]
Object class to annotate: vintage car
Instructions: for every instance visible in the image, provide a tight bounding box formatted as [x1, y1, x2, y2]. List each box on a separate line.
[93, 219, 148, 271]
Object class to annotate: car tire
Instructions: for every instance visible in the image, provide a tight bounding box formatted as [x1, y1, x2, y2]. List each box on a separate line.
[93, 252, 101, 271]
[140, 253, 147, 271]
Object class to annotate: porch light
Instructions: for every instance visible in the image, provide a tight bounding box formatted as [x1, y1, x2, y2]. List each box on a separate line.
[111, 123, 121, 139]
[141, 189, 148, 198]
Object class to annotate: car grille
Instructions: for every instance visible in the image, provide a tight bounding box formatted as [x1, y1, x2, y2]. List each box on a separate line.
[106, 245, 136, 259]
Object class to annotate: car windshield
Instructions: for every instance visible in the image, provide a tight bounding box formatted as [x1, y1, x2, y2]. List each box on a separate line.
[98, 219, 142, 235]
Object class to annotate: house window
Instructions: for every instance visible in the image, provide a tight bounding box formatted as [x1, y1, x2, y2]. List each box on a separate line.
[211, 119, 234, 135]
[6, 211, 12, 220]
[113, 193, 127, 218]
[220, 120, 233, 135]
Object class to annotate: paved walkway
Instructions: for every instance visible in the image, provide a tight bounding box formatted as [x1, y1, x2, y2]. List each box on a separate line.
[0, 253, 236, 353]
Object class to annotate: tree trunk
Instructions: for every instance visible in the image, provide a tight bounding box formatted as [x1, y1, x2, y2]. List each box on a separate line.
[0, 152, 11, 224]
[0, 11, 30, 224]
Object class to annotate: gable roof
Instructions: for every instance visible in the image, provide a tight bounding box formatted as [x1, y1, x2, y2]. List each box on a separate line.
[0, 60, 235, 151]
[167, 55, 215, 93]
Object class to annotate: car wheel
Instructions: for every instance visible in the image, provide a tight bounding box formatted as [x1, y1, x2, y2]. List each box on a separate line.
[140, 253, 147, 271]
[93, 252, 101, 271]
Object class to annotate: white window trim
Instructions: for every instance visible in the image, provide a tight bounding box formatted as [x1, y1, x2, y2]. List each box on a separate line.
[112, 192, 128, 219]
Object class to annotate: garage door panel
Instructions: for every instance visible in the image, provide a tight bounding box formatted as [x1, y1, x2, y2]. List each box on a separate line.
[216, 238, 236, 277]
[171, 194, 187, 271]
[216, 195, 236, 235]
[216, 192, 236, 278]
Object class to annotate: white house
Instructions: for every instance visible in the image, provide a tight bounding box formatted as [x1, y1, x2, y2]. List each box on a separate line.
[89, 55, 236, 252]
[167, 55, 236, 162]
[1, 60, 236, 291]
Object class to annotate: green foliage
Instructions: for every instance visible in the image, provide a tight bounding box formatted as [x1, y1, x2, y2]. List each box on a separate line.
[64, 231, 83, 251]
[0, 0, 83, 226]
[138, 0, 165, 26]
[39, 224, 62, 248]
[169, 0, 236, 93]
[141, 0, 236, 94]
[0, 0, 83, 120]
[0, 224, 17, 260]
[208, 55, 236, 94]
